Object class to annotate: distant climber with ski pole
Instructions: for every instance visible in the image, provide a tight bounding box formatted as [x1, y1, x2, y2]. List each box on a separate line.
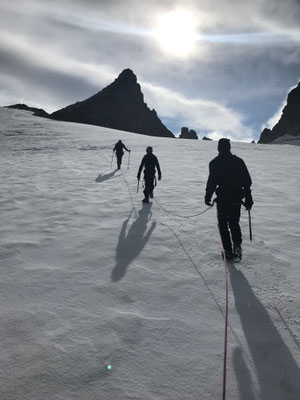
[205, 138, 253, 261]
[113, 140, 130, 170]
[137, 146, 161, 203]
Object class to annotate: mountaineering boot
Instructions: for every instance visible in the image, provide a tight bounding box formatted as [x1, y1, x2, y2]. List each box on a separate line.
[222, 249, 234, 261]
[233, 243, 243, 262]
[149, 191, 153, 198]
[142, 197, 149, 203]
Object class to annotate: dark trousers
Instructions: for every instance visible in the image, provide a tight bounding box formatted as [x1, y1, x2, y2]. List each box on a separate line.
[116, 153, 123, 169]
[217, 200, 242, 252]
[143, 174, 155, 199]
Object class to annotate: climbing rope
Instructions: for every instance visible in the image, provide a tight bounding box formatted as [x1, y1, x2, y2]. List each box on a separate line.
[153, 196, 213, 218]
[222, 255, 229, 400]
[215, 206, 229, 400]
[119, 171, 137, 217]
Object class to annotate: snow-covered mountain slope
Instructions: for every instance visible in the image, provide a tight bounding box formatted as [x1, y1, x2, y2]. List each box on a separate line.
[1, 107, 299, 400]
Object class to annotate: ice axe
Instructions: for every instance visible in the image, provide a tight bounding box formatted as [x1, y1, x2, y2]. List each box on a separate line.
[248, 209, 253, 242]
[242, 201, 253, 242]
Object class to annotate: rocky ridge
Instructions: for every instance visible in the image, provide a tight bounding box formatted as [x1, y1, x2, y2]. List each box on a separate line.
[179, 127, 198, 139]
[258, 82, 300, 143]
[5, 104, 49, 118]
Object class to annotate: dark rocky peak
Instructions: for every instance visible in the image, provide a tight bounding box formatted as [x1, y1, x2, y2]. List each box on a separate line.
[107, 69, 140, 95]
[115, 68, 137, 85]
[287, 81, 300, 105]
[179, 127, 198, 139]
[258, 81, 300, 144]
[100, 68, 143, 102]
[50, 69, 174, 138]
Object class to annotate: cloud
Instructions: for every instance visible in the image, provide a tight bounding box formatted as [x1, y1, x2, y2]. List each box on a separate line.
[0, 32, 116, 85]
[265, 105, 284, 130]
[0, 32, 118, 111]
[142, 82, 255, 141]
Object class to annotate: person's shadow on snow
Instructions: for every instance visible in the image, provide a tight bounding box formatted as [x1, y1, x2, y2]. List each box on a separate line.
[95, 169, 118, 183]
[232, 347, 256, 400]
[229, 266, 300, 400]
[111, 204, 156, 282]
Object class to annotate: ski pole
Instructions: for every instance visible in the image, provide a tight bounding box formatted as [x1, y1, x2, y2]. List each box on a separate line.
[137, 179, 140, 193]
[127, 151, 131, 169]
[248, 209, 253, 241]
[110, 151, 114, 168]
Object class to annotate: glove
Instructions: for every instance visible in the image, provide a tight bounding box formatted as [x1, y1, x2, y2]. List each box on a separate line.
[244, 196, 253, 210]
[129, 150, 131, 152]
[205, 196, 212, 206]
[158, 175, 161, 181]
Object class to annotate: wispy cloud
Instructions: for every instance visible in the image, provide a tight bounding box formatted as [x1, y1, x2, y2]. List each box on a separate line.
[0, 32, 115, 86]
[0, 32, 118, 111]
[142, 82, 255, 141]
[197, 31, 297, 44]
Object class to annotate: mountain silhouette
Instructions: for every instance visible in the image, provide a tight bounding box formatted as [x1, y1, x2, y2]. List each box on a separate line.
[258, 82, 300, 143]
[51, 69, 174, 138]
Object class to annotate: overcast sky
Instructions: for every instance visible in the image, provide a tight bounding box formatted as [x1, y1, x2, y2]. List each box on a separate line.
[0, 0, 299, 141]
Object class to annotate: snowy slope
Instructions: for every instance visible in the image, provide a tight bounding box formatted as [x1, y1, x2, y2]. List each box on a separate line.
[0, 107, 300, 400]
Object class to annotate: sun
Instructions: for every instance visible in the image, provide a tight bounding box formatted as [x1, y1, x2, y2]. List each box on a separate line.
[153, 9, 199, 58]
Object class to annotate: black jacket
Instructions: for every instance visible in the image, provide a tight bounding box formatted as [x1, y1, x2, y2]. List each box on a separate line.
[137, 154, 161, 178]
[113, 141, 129, 155]
[205, 151, 252, 202]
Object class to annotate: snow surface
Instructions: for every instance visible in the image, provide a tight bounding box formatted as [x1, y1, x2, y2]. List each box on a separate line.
[0, 107, 300, 400]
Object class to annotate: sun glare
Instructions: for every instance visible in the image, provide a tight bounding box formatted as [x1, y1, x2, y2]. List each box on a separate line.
[153, 9, 199, 58]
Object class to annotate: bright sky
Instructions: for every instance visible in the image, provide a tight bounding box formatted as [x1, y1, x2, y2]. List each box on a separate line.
[0, 0, 300, 141]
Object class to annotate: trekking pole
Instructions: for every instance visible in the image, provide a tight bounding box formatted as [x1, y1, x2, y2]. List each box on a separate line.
[110, 151, 114, 168]
[127, 151, 131, 169]
[248, 209, 253, 241]
[137, 179, 140, 193]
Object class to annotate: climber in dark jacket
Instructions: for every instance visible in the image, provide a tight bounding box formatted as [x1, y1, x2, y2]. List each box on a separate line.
[113, 140, 130, 169]
[137, 146, 161, 203]
[205, 138, 253, 261]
